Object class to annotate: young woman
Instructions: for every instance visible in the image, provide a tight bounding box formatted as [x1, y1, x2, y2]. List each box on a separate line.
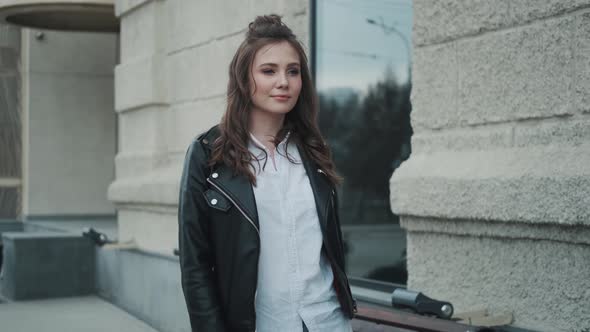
[178, 15, 356, 332]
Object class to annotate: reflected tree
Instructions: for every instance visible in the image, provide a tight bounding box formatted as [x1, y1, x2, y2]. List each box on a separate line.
[319, 67, 413, 227]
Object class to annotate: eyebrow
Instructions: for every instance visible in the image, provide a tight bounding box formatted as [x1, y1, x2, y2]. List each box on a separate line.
[258, 62, 300, 68]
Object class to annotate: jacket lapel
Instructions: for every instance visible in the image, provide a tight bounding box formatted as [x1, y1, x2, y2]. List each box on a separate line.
[207, 163, 259, 231]
[298, 145, 332, 234]
[203, 135, 331, 235]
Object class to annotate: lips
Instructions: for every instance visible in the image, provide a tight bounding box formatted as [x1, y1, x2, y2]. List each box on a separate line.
[271, 95, 290, 101]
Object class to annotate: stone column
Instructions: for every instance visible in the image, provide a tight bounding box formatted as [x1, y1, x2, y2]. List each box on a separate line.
[391, 1, 590, 331]
[108, 0, 172, 252]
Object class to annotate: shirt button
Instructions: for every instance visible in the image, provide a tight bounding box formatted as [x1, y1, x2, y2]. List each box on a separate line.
[211, 198, 218, 205]
[212, 172, 219, 179]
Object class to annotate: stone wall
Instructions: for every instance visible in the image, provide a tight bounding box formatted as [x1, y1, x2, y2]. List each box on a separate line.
[391, 1, 590, 331]
[109, 0, 308, 252]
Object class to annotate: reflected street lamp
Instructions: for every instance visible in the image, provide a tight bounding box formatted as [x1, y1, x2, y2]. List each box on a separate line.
[366, 17, 413, 173]
[366, 17, 411, 81]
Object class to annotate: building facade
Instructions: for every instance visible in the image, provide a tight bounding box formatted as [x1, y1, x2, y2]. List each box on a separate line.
[0, 1, 588, 331]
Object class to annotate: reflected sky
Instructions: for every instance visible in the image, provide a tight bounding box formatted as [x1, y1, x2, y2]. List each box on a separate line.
[316, 0, 413, 93]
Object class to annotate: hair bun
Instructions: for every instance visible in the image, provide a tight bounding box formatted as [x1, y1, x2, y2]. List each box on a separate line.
[247, 14, 295, 39]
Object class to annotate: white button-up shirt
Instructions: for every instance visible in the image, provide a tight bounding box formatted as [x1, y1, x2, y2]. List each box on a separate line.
[249, 133, 352, 332]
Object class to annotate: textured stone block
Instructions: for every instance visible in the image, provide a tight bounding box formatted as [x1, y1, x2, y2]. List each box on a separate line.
[165, 0, 308, 54]
[1, 233, 95, 300]
[118, 106, 167, 153]
[411, 42, 457, 129]
[116, 0, 154, 17]
[508, 0, 590, 27]
[413, 0, 511, 46]
[118, 209, 178, 252]
[107, 166, 180, 208]
[169, 97, 225, 154]
[575, 12, 590, 113]
[166, 0, 249, 54]
[282, 12, 310, 50]
[401, 216, 590, 246]
[113, 151, 166, 179]
[115, 54, 167, 111]
[120, 0, 163, 61]
[412, 125, 513, 153]
[457, 16, 575, 126]
[406, 232, 590, 331]
[390, 145, 590, 225]
[513, 117, 590, 147]
[166, 33, 241, 103]
[414, 0, 589, 46]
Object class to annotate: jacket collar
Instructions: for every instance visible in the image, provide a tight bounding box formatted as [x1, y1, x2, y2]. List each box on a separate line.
[200, 125, 333, 234]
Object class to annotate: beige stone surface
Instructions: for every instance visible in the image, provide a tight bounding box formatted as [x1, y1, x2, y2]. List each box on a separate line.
[413, 0, 589, 46]
[407, 232, 590, 331]
[393, 1, 590, 330]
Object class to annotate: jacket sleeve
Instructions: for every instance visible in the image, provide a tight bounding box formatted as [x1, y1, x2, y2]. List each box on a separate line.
[178, 140, 227, 332]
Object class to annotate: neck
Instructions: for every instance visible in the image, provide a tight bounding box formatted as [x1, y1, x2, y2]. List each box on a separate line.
[249, 109, 286, 149]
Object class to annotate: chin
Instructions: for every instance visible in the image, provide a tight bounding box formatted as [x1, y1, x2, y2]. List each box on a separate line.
[263, 106, 295, 115]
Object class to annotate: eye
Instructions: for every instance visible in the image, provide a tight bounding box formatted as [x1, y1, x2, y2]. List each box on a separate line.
[288, 69, 300, 76]
[262, 69, 275, 75]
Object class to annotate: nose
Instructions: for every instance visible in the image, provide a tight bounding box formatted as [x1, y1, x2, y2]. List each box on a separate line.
[277, 73, 288, 89]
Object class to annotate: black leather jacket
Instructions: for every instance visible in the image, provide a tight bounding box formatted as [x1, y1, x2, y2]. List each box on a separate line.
[178, 125, 357, 332]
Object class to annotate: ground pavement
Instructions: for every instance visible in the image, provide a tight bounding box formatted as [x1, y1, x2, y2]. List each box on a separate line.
[0, 296, 159, 332]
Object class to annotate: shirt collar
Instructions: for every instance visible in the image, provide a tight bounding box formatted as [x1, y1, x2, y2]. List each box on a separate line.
[248, 131, 291, 159]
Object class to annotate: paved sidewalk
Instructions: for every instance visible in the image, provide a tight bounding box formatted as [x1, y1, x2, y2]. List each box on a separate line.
[0, 296, 159, 332]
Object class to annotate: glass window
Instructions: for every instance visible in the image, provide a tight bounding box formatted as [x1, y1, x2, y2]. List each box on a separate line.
[312, 0, 413, 286]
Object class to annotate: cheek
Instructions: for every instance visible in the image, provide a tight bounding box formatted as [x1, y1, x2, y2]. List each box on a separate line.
[252, 76, 274, 96]
[293, 77, 303, 97]
[250, 75, 260, 97]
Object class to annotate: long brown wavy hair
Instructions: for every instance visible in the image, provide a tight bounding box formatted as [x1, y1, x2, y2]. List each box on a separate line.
[210, 14, 341, 186]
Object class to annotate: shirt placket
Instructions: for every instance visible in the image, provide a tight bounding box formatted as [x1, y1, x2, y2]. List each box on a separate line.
[278, 146, 299, 329]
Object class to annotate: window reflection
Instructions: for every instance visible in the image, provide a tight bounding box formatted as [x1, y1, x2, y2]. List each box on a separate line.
[314, 0, 413, 285]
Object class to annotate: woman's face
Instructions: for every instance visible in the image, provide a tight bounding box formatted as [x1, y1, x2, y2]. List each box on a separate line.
[249, 41, 302, 116]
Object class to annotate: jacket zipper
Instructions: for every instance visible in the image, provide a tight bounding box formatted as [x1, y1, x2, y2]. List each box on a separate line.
[206, 178, 259, 235]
